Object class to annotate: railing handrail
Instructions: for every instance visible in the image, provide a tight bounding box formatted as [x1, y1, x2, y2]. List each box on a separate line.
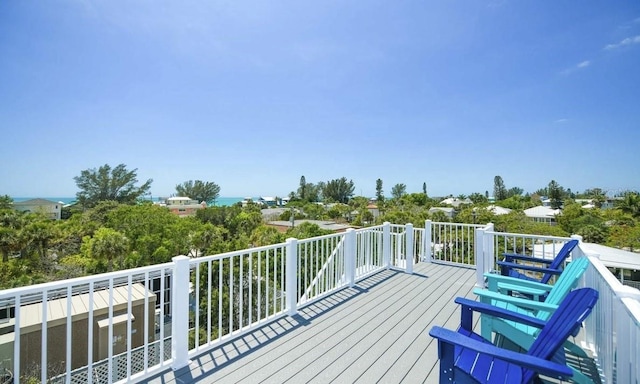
[192, 242, 287, 264]
[0, 262, 173, 299]
[484, 231, 572, 242]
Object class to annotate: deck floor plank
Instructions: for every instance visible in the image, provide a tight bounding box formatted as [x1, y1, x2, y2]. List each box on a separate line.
[143, 263, 483, 384]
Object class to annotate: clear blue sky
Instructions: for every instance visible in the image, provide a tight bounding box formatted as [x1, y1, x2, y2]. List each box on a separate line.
[2, 1, 639, 199]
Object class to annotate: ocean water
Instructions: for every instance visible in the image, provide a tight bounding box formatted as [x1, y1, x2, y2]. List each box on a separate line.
[12, 197, 252, 207]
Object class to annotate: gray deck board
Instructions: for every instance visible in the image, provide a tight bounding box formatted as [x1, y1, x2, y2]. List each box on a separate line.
[144, 262, 478, 384]
[142, 261, 600, 383]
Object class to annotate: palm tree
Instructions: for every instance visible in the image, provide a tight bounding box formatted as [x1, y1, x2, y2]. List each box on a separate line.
[90, 227, 129, 271]
[617, 192, 640, 218]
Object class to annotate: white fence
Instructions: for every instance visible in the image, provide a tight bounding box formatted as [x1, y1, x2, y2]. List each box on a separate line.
[575, 250, 640, 384]
[3, 221, 639, 383]
[0, 223, 411, 384]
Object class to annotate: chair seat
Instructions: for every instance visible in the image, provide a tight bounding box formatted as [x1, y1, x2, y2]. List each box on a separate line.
[455, 328, 524, 384]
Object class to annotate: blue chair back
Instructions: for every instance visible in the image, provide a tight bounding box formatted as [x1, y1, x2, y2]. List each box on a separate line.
[522, 288, 598, 383]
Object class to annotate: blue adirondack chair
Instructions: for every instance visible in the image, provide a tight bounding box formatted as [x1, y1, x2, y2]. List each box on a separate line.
[497, 239, 579, 286]
[429, 288, 598, 384]
[484, 256, 589, 303]
[476, 258, 593, 383]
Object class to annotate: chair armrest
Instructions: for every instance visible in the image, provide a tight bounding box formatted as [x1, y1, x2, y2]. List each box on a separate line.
[472, 289, 559, 313]
[429, 326, 574, 379]
[497, 261, 563, 275]
[484, 273, 553, 295]
[454, 297, 547, 331]
[503, 253, 555, 265]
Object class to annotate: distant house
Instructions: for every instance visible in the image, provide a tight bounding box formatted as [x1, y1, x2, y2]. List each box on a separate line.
[0, 284, 155, 373]
[258, 197, 278, 207]
[439, 197, 472, 208]
[524, 206, 561, 225]
[266, 220, 357, 233]
[366, 204, 380, 220]
[486, 205, 512, 215]
[13, 198, 62, 220]
[165, 197, 205, 217]
[429, 207, 455, 219]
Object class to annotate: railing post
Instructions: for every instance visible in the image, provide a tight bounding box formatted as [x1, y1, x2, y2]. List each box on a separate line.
[171, 255, 191, 370]
[424, 220, 432, 263]
[286, 238, 298, 316]
[383, 222, 391, 269]
[345, 228, 356, 287]
[474, 227, 485, 287]
[569, 234, 583, 263]
[484, 223, 495, 272]
[405, 223, 414, 274]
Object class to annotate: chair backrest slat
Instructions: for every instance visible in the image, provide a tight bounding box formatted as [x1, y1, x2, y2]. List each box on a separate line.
[541, 239, 579, 284]
[522, 288, 598, 383]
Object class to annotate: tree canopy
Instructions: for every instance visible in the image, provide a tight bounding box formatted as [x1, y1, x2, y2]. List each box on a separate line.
[322, 177, 355, 204]
[74, 164, 152, 208]
[391, 183, 407, 199]
[175, 180, 221, 204]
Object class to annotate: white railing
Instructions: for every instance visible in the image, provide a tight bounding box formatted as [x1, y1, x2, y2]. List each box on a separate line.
[0, 263, 173, 384]
[575, 249, 640, 384]
[476, 229, 577, 287]
[354, 224, 387, 279]
[387, 223, 414, 273]
[297, 232, 347, 306]
[188, 243, 288, 356]
[4, 221, 637, 384]
[425, 220, 483, 268]
[0, 222, 414, 384]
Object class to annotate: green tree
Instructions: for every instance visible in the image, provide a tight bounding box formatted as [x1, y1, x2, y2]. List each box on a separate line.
[548, 180, 564, 209]
[74, 164, 152, 208]
[299, 175, 306, 200]
[468, 192, 488, 204]
[323, 177, 355, 204]
[0, 210, 25, 262]
[493, 176, 507, 201]
[376, 179, 384, 204]
[88, 227, 129, 271]
[24, 219, 58, 268]
[506, 187, 523, 198]
[583, 188, 606, 208]
[422, 182, 427, 196]
[0, 195, 12, 210]
[391, 183, 407, 199]
[617, 191, 640, 218]
[175, 180, 221, 204]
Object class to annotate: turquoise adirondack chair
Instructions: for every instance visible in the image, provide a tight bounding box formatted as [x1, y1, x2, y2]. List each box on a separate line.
[497, 239, 579, 286]
[429, 288, 599, 384]
[475, 257, 592, 383]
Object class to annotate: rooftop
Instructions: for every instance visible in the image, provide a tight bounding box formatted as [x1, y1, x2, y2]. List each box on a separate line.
[0, 221, 635, 384]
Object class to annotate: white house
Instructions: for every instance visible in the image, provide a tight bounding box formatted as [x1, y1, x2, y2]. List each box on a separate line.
[13, 198, 62, 220]
[524, 205, 561, 225]
[439, 197, 472, 208]
[485, 205, 512, 215]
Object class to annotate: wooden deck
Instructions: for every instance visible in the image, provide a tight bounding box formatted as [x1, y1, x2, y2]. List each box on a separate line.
[145, 262, 477, 383]
[144, 262, 599, 384]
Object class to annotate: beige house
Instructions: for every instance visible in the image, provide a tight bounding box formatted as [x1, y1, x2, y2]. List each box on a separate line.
[0, 284, 156, 374]
[165, 196, 206, 217]
[13, 198, 62, 220]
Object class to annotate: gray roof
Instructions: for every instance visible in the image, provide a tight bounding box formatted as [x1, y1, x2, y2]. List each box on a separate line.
[582, 243, 640, 270]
